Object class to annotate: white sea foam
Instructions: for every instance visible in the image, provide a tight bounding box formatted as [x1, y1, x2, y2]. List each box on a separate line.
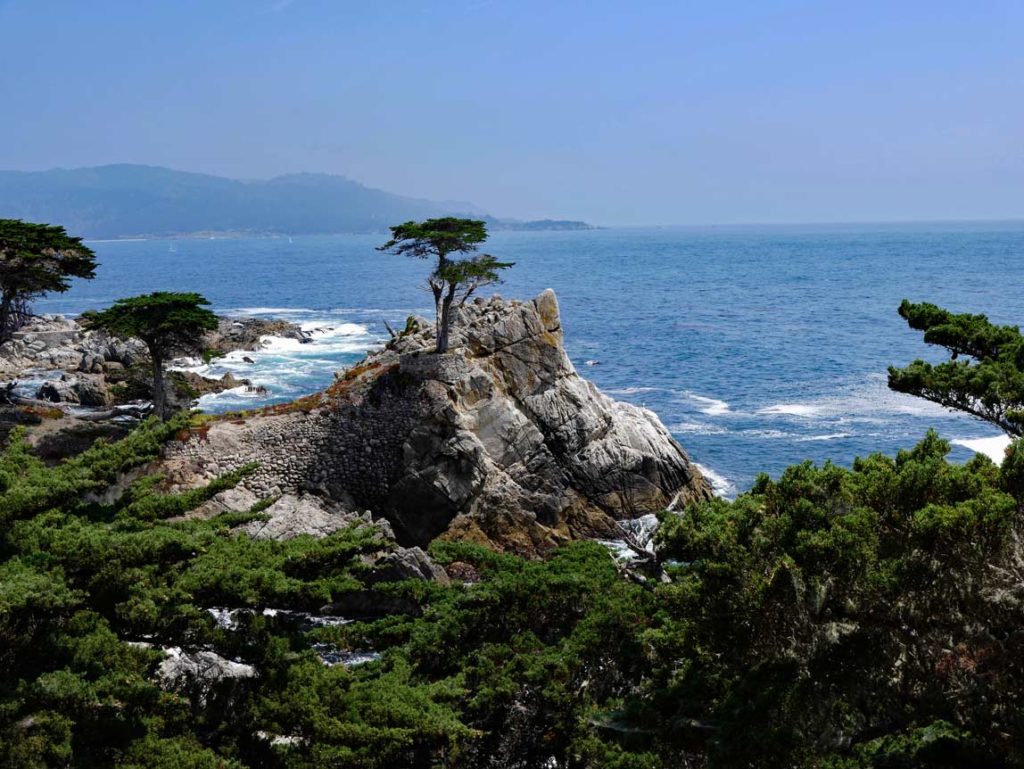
[670, 421, 728, 435]
[168, 313, 384, 413]
[739, 428, 794, 439]
[229, 306, 318, 315]
[257, 334, 371, 355]
[298, 321, 367, 335]
[193, 387, 275, 411]
[684, 392, 731, 416]
[197, 386, 267, 402]
[758, 403, 824, 417]
[952, 435, 1013, 464]
[756, 374, 952, 425]
[796, 432, 853, 442]
[598, 539, 646, 564]
[606, 386, 661, 395]
[694, 462, 738, 499]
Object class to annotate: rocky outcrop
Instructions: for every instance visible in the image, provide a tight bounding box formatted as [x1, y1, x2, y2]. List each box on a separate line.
[36, 373, 111, 407]
[0, 315, 301, 415]
[164, 290, 711, 555]
[368, 546, 450, 585]
[0, 315, 145, 379]
[236, 493, 361, 541]
[173, 370, 249, 397]
[153, 647, 256, 708]
[203, 317, 309, 356]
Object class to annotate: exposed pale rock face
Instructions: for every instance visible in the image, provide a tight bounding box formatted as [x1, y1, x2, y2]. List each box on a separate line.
[184, 486, 263, 521]
[165, 290, 712, 556]
[0, 315, 145, 379]
[236, 493, 360, 541]
[157, 647, 256, 688]
[154, 647, 255, 707]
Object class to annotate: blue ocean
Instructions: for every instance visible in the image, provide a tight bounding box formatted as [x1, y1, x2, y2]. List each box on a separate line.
[39, 222, 1024, 496]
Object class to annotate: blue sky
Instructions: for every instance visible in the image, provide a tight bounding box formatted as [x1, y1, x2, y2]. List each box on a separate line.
[0, 0, 1020, 224]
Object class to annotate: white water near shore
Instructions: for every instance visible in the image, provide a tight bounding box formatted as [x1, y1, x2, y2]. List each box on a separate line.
[952, 434, 1013, 464]
[169, 309, 389, 412]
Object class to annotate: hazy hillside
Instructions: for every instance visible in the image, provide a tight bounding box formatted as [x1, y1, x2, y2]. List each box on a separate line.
[0, 165, 511, 238]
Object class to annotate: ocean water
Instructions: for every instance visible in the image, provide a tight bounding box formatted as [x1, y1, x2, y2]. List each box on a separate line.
[39, 222, 1024, 496]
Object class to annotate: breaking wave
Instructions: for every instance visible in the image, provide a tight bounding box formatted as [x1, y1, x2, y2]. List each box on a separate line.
[694, 462, 737, 499]
[684, 392, 731, 416]
[171, 308, 391, 413]
[952, 435, 1013, 464]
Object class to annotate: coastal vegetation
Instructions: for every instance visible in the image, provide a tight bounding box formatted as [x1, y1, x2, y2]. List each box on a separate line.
[0, 220, 95, 344]
[82, 293, 219, 420]
[2, 276, 1024, 767]
[1, 414, 1022, 766]
[889, 300, 1024, 437]
[377, 218, 513, 353]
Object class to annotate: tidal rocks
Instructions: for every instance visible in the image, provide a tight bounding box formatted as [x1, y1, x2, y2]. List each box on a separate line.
[0, 314, 299, 412]
[0, 315, 145, 379]
[172, 370, 249, 397]
[165, 290, 711, 555]
[36, 373, 111, 407]
[203, 317, 309, 355]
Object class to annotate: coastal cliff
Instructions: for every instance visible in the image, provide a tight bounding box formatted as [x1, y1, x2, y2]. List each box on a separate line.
[165, 290, 712, 554]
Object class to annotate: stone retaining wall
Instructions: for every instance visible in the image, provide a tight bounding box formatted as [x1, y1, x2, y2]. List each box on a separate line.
[399, 352, 468, 383]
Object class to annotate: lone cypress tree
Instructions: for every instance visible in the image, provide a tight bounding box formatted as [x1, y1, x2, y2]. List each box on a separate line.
[888, 299, 1024, 437]
[0, 219, 96, 343]
[377, 218, 513, 353]
[83, 292, 218, 419]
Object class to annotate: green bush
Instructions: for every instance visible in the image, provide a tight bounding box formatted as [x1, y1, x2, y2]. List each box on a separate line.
[3, 413, 1023, 767]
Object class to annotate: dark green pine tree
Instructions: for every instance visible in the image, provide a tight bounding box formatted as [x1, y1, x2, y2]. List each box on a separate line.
[0, 219, 97, 343]
[888, 299, 1024, 437]
[377, 218, 514, 353]
[83, 292, 218, 419]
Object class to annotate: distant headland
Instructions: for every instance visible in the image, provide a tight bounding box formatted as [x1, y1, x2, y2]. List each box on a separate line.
[0, 164, 597, 239]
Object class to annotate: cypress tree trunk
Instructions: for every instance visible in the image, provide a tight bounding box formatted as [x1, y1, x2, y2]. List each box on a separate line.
[433, 288, 444, 352]
[432, 252, 448, 353]
[0, 293, 12, 345]
[151, 353, 168, 419]
[436, 284, 457, 354]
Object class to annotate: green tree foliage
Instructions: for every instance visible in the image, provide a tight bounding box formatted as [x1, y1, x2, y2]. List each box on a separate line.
[889, 300, 1024, 436]
[82, 293, 218, 419]
[648, 430, 1024, 767]
[0, 418, 465, 768]
[352, 541, 656, 768]
[377, 218, 513, 353]
[3, 418, 1024, 766]
[0, 219, 96, 343]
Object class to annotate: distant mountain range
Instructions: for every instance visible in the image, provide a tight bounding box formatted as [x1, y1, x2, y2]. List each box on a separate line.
[0, 165, 596, 239]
